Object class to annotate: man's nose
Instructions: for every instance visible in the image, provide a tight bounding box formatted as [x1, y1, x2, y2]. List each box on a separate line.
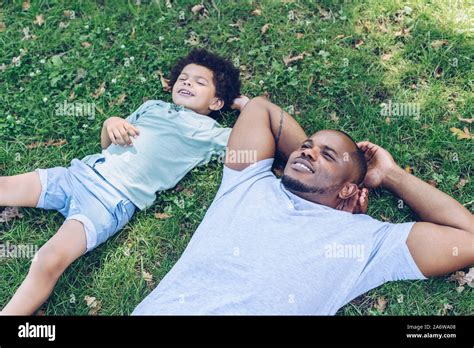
[183, 80, 191, 86]
[301, 147, 318, 161]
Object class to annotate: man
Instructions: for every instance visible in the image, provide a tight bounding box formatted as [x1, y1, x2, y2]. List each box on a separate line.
[133, 97, 474, 315]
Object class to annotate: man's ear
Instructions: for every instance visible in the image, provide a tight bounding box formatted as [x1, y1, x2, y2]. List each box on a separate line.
[209, 97, 224, 111]
[338, 183, 359, 200]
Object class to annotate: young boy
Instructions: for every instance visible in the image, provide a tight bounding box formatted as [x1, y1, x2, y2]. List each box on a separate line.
[0, 49, 245, 315]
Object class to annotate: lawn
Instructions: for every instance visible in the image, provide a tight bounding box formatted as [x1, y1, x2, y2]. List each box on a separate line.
[0, 0, 472, 315]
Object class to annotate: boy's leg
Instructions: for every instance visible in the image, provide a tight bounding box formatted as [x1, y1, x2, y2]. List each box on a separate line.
[0, 172, 42, 207]
[1, 219, 86, 315]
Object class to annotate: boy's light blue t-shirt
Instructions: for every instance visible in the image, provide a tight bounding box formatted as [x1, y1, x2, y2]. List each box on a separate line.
[132, 159, 427, 315]
[82, 100, 231, 210]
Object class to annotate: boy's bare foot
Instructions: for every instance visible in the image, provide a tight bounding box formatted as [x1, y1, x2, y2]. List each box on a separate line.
[231, 95, 250, 112]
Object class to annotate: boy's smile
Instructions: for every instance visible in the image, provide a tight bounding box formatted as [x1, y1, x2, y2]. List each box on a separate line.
[171, 63, 223, 115]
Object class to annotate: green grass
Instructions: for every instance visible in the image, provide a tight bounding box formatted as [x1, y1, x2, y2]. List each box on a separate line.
[0, 0, 472, 315]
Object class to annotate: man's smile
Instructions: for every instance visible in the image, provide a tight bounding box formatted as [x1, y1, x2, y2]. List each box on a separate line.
[290, 157, 315, 174]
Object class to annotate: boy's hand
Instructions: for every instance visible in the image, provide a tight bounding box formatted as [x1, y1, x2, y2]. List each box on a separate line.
[104, 117, 140, 146]
[231, 95, 250, 112]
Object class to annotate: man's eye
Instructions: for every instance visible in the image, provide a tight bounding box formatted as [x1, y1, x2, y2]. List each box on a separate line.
[197, 82, 205, 86]
[323, 152, 334, 160]
[302, 143, 310, 149]
[178, 77, 185, 81]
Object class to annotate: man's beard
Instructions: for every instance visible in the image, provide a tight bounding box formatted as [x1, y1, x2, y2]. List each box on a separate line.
[281, 174, 340, 194]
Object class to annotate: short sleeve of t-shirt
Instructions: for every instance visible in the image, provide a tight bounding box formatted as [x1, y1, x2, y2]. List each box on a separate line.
[214, 159, 275, 200]
[342, 220, 427, 305]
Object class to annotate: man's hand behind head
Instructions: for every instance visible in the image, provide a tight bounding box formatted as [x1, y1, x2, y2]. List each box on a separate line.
[357, 141, 399, 189]
[336, 187, 369, 214]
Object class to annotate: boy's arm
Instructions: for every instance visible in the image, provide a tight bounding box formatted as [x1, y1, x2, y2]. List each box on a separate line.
[358, 141, 474, 277]
[101, 117, 140, 149]
[225, 96, 307, 171]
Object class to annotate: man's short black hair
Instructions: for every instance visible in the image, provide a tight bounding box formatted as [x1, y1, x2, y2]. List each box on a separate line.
[169, 49, 241, 119]
[334, 130, 367, 185]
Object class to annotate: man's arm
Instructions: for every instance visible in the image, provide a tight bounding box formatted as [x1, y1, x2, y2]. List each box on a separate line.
[358, 141, 474, 277]
[225, 96, 307, 171]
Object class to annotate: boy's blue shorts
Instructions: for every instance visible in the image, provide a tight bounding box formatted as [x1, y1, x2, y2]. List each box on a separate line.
[35, 159, 137, 253]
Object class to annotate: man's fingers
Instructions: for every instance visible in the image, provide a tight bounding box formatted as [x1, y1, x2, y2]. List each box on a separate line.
[359, 189, 369, 214]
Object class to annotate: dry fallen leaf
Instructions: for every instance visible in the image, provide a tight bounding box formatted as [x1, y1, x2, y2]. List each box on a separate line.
[439, 303, 453, 316]
[229, 19, 243, 31]
[27, 139, 67, 150]
[431, 40, 448, 49]
[156, 70, 171, 92]
[295, 33, 304, 39]
[84, 295, 96, 307]
[191, 4, 209, 18]
[404, 165, 413, 174]
[92, 81, 106, 99]
[84, 295, 102, 315]
[353, 39, 364, 49]
[374, 297, 387, 313]
[334, 34, 345, 40]
[227, 37, 239, 43]
[183, 188, 194, 197]
[283, 52, 308, 66]
[115, 93, 127, 105]
[81, 41, 91, 48]
[109, 93, 127, 107]
[261, 23, 271, 34]
[317, 6, 331, 20]
[0, 207, 24, 223]
[34, 15, 45, 26]
[455, 178, 468, 189]
[450, 127, 473, 140]
[155, 212, 171, 220]
[58, 21, 69, 29]
[329, 111, 339, 123]
[0, 22, 5, 32]
[142, 270, 153, 283]
[185, 31, 200, 46]
[63, 10, 74, 19]
[251, 8, 262, 16]
[447, 268, 474, 287]
[380, 214, 391, 222]
[378, 21, 388, 33]
[394, 27, 410, 38]
[381, 53, 392, 61]
[22, 0, 31, 11]
[457, 117, 473, 124]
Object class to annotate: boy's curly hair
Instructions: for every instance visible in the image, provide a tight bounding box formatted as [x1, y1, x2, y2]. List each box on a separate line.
[169, 49, 241, 118]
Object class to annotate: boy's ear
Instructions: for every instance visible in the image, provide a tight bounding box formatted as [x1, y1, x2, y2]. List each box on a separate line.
[209, 97, 224, 111]
[337, 183, 359, 200]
